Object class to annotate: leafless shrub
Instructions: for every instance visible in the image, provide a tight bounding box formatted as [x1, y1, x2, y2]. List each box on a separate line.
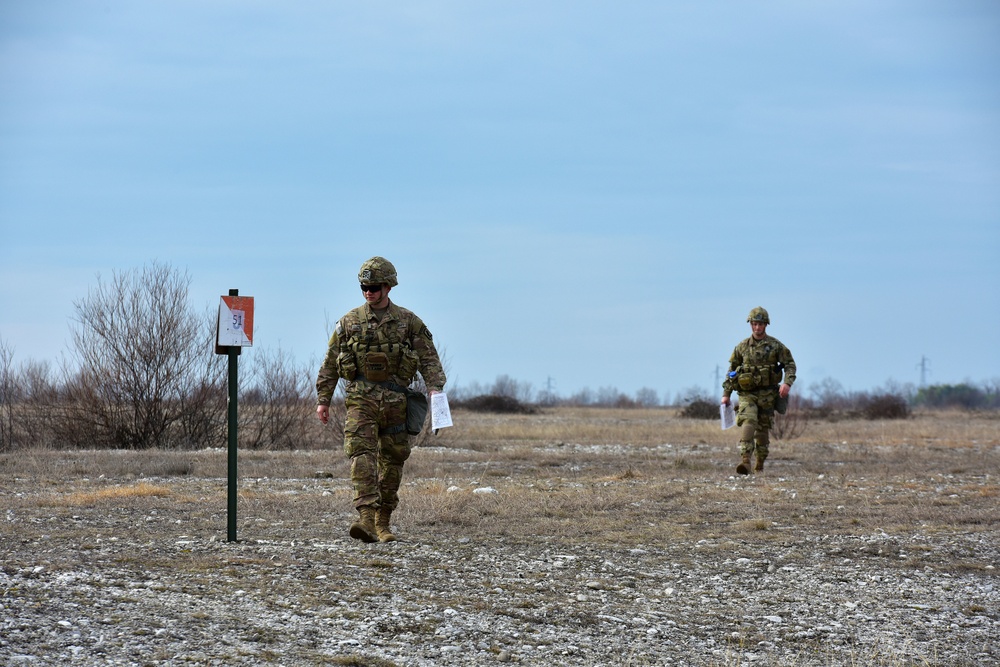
[0, 341, 55, 450]
[0, 337, 13, 451]
[172, 318, 227, 449]
[451, 373, 534, 405]
[861, 393, 911, 420]
[453, 395, 537, 414]
[679, 399, 718, 420]
[772, 395, 809, 440]
[63, 262, 205, 449]
[240, 347, 315, 450]
[490, 374, 534, 403]
[634, 387, 661, 407]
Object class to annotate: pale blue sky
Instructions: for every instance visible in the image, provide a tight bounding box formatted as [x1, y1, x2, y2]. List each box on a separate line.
[2, 1, 998, 402]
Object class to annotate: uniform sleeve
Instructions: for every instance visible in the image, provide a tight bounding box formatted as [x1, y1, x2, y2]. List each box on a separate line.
[315, 324, 343, 406]
[410, 315, 446, 392]
[722, 344, 743, 395]
[779, 343, 796, 387]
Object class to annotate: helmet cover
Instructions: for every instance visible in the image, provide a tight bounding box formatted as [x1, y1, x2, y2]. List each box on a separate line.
[358, 256, 398, 287]
[747, 306, 770, 324]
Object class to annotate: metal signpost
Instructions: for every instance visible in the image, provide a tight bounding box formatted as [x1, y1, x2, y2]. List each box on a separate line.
[215, 289, 254, 542]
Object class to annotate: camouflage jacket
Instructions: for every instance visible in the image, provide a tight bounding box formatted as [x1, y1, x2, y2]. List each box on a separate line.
[722, 334, 796, 396]
[316, 301, 446, 406]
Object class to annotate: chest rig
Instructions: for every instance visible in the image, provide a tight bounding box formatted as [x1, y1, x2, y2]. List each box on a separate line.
[734, 338, 784, 391]
[339, 308, 420, 384]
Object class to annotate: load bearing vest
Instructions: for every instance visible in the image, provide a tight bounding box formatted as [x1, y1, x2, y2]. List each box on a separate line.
[737, 342, 783, 391]
[347, 313, 419, 383]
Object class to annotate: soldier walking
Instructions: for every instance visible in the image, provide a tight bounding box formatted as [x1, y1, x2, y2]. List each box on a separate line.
[316, 257, 446, 542]
[721, 307, 796, 474]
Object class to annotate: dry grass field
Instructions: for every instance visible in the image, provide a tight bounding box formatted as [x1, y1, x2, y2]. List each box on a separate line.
[2, 407, 998, 665]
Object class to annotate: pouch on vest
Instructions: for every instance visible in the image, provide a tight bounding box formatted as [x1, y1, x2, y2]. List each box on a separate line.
[336, 352, 357, 381]
[737, 373, 756, 391]
[398, 347, 419, 383]
[365, 352, 390, 382]
[405, 389, 429, 435]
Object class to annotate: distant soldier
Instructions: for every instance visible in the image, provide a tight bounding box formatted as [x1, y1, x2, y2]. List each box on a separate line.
[721, 307, 796, 474]
[316, 257, 446, 542]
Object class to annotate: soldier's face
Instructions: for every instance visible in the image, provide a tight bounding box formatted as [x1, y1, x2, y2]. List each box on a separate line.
[750, 321, 767, 339]
[362, 284, 390, 307]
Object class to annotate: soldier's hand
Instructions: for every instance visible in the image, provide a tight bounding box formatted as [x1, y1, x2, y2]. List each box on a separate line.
[721, 396, 731, 405]
[316, 405, 329, 425]
[779, 384, 791, 399]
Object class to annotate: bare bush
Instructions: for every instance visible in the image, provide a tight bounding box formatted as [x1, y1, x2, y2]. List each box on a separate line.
[489, 374, 534, 403]
[453, 395, 536, 414]
[0, 337, 13, 450]
[0, 344, 67, 450]
[634, 386, 660, 407]
[12, 360, 60, 449]
[173, 321, 227, 449]
[595, 385, 634, 407]
[240, 347, 315, 450]
[63, 262, 206, 449]
[772, 395, 809, 440]
[808, 376, 849, 411]
[679, 399, 718, 420]
[861, 393, 910, 420]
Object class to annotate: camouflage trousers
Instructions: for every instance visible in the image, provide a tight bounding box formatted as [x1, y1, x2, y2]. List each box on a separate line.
[735, 389, 777, 458]
[343, 383, 411, 511]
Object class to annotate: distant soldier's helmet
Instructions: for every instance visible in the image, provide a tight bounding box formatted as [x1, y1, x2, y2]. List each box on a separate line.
[358, 256, 398, 287]
[747, 307, 770, 324]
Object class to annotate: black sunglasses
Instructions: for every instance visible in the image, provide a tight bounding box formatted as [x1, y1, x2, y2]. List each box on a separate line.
[360, 284, 383, 293]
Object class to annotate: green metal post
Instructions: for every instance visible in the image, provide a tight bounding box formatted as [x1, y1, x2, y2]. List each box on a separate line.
[227, 288, 239, 542]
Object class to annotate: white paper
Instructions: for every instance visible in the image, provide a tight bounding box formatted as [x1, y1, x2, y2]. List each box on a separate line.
[720, 402, 736, 430]
[431, 392, 453, 431]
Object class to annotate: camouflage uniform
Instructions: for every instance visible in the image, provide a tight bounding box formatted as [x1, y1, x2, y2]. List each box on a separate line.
[722, 309, 795, 471]
[316, 258, 445, 541]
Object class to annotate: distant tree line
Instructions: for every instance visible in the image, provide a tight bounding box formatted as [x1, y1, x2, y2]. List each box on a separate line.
[450, 375, 663, 411]
[448, 375, 967, 440]
[2, 262, 997, 451]
[451, 373, 1000, 418]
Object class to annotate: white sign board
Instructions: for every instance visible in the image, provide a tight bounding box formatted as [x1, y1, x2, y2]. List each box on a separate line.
[217, 296, 254, 347]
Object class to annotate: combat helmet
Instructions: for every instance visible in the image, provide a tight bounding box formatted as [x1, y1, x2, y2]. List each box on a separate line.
[747, 306, 770, 324]
[358, 257, 398, 287]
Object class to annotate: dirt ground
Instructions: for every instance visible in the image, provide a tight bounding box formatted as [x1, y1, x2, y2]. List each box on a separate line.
[2, 409, 999, 665]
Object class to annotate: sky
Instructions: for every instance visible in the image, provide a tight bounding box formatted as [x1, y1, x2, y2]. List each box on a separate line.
[2, 1, 998, 404]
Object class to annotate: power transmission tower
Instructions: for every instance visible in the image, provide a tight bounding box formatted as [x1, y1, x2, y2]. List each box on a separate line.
[916, 355, 931, 386]
[540, 376, 557, 405]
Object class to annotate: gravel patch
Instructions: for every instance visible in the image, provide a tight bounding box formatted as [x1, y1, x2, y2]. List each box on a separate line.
[2, 457, 998, 666]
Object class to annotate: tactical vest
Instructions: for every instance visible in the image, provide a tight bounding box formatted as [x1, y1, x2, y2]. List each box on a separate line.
[336, 307, 420, 384]
[734, 338, 784, 392]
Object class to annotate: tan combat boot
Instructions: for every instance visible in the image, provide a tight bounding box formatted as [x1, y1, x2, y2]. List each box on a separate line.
[375, 507, 396, 543]
[736, 453, 752, 475]
[349, 505, 378, 543]
[754, 455, 766, 473]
